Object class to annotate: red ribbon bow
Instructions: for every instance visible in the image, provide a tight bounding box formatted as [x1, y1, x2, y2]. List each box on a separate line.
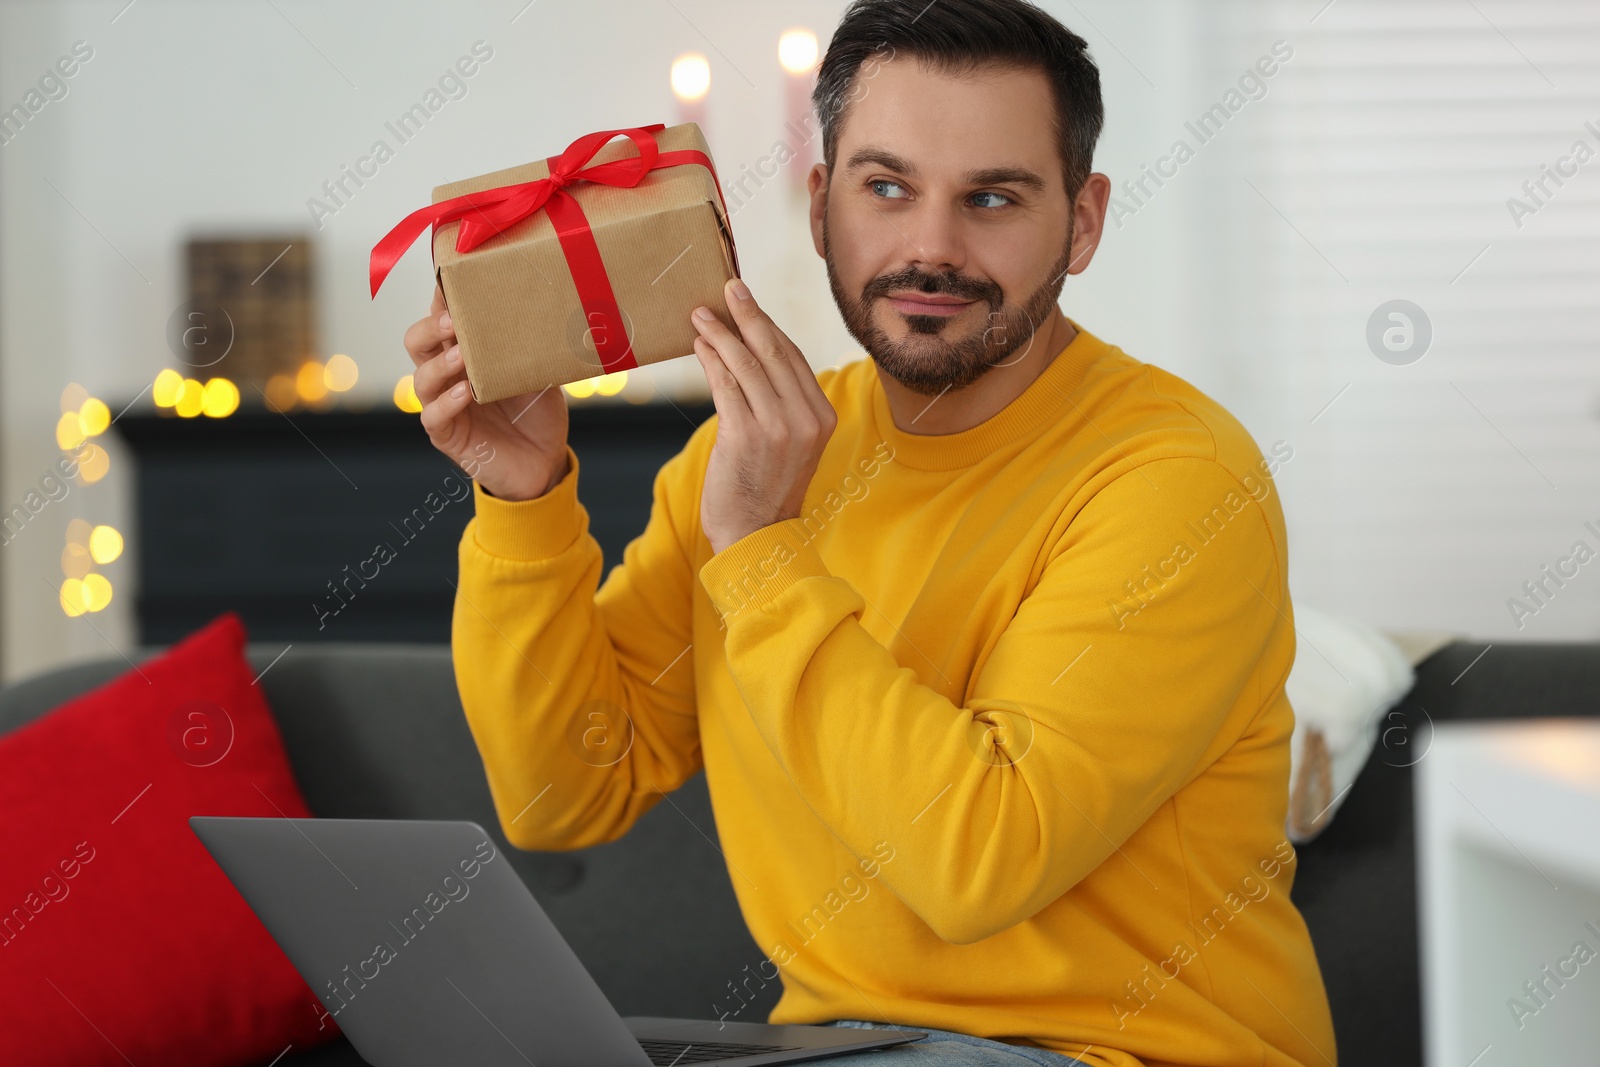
[369, 123, 729, 375]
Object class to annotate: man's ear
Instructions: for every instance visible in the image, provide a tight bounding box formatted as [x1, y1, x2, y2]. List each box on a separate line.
[807, 163, 829, 258]
[1065, 172, 1112, 277]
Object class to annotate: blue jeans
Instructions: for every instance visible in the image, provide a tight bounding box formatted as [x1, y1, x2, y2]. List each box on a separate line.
[817, 1019, 1088, 1067]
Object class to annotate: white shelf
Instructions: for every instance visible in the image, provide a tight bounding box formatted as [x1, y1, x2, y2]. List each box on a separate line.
[1417, 719, 1600, 1066]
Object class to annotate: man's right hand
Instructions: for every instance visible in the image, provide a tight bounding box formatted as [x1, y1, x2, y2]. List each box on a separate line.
[405, 283, 571, 501]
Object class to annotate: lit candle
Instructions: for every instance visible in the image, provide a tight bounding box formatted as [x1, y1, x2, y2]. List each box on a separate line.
[666, 50, 714, 403]
[671, 52, 710, 134]
[778, 28, 819, 188]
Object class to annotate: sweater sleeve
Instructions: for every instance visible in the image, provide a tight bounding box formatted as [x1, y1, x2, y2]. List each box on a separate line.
[696, 456, 1288, 945]
[452, 435, 707, 852]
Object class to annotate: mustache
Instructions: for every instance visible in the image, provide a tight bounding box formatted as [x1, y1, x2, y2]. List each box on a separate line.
[861, 267, 1003, 307]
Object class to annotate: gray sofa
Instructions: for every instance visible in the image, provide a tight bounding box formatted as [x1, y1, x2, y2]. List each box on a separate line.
[1, 638, 1595, 1066]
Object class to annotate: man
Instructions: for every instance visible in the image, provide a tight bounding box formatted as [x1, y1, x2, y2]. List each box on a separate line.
[403, 1, 1335, 1063]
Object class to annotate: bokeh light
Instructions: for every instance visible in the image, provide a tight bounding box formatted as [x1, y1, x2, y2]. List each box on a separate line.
[394, 375, 423, 413]
[59, 578, 89, 617]
[779, 28, 819, 74]
[89, 524, 123, 564]
[61, 542, 92, 580]
[82, 573, 113, 612]
[153, 369, 184, 407]
[78, 397, 111, 437]
[296, 360, 329, 402]
[671, 53, 710, 102]
[60, 383, 88, 415]
[325, 353, 359, 392]
[77, 443, 110, 483]
[175, 378, 206, 418]
[265, 373, 298, 412]
[201, 378, 240, 417]
[55, 412, 85, 450]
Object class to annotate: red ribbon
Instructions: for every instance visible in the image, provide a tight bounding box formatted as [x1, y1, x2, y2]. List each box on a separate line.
[369, 123, 730, 375]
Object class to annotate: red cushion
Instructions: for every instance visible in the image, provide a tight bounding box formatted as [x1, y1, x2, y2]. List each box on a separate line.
[0, 612, 339, 1066]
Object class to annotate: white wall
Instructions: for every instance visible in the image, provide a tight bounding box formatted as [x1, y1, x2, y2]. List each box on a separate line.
[2, 0, 1596, 681]
[0, 0, 889, 678]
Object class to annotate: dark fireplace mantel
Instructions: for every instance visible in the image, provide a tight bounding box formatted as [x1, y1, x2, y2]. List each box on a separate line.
[114, 400, 714, 645]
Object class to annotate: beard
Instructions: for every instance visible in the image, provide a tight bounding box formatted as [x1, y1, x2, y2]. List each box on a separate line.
[822, 208, 1076, 397]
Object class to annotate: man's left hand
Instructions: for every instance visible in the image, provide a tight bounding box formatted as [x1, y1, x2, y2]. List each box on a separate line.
[691, 277, 837, 555]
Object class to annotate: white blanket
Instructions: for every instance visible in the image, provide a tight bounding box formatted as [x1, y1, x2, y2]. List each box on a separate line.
[1284, 606, 1418, 842]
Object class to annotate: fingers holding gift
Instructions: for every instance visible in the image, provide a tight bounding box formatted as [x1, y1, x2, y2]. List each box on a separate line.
[693, 334, 832, 463]
[413, 342, 467, 406]
[701, 280, 808, 389]
[786, 348, 838, 437]
[418, 373, 474, 455]
[692, 335, 747, 422]
[720, 277, 837, 430]
[692, 305, 786, 422]
[403, 306, 456, 368]
[722, 278, 791, 360]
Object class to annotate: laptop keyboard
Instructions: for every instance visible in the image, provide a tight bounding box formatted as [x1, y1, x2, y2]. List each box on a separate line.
[637, 1038, 803, 1065]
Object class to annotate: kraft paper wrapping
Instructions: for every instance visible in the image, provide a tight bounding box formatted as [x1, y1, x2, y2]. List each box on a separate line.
[430, 122, 738, 402]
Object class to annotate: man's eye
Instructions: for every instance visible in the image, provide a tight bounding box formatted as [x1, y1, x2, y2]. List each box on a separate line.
[971, 191, 1012, 209]
[870, 180, 909, 200]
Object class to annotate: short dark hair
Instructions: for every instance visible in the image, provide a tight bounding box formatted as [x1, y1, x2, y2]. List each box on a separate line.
[812, 0, 1104, 200]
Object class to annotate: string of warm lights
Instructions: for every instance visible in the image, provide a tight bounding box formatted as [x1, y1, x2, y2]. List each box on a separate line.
[54, 22, 822, 619]
[146, 357, 651, 419]
[560, 371, 630, 399]
[150, 353, 361, 417]
[54, 384, 120, 617]
[393, 368, 645, 411]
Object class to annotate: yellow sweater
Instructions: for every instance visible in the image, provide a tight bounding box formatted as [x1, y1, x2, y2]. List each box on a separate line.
[451, 321, 1336, 1067]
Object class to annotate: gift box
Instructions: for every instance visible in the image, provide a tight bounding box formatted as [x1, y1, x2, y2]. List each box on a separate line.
[370, 122, 739, 402]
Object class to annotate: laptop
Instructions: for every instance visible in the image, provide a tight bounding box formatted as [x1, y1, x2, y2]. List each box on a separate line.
[190, 817, 925, 1066]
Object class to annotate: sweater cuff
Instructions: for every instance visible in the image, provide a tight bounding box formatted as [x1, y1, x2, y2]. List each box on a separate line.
[698, 518, 831, 620]
[468, 445, 584, 561]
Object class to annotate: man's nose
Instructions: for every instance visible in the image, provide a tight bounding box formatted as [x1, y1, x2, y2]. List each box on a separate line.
[898, 199, 969, 276]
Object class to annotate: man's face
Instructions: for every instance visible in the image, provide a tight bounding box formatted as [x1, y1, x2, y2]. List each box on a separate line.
[810, 56, 1083, 397]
